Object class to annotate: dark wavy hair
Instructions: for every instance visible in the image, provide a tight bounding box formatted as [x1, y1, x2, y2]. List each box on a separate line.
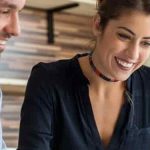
[97, 0, 150, 30]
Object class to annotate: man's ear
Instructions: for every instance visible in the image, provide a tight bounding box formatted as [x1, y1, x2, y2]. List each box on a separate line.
[92, 14, 101, 36]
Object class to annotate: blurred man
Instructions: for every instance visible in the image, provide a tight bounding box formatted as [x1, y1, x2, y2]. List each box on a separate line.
[0, 0, 26, 149]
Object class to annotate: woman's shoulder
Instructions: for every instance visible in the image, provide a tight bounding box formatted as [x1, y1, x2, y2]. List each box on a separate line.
[31, 58, 75, 83]
[139, 65, 150, 72]
[30, 54, 89, 88]
[30, 53, 89, 86]
[33, 59, 73, 74]
[129, 65, 150, 90]
[135, 65, 150, 80]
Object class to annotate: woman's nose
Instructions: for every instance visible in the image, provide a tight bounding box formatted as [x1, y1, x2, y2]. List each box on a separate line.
[125, 41, 140, 60]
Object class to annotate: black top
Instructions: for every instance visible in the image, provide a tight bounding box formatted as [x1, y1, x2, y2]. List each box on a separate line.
[17, 53, 150, 150]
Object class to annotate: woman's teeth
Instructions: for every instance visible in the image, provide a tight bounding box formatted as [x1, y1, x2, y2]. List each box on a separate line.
[116, 58, 134, 68]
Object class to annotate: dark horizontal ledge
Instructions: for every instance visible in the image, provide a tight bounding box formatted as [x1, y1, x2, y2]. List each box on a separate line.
[25, 2, 79, 12]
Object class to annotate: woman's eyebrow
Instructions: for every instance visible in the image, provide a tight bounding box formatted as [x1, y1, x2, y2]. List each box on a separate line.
[142, 37, 150, 39]
[117, 26, 150, 39]
[117, 26, 135, 35]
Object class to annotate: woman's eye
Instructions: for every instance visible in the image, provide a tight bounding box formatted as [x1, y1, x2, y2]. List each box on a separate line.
[141, 41, 150, 48]
[117, 33, 131, 40]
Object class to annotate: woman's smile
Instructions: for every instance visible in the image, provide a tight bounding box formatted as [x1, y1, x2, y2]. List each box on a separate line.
[115, 57, 135, 70]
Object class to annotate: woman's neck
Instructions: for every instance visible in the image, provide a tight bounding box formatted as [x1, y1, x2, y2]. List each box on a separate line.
[78, 55, 125, 97]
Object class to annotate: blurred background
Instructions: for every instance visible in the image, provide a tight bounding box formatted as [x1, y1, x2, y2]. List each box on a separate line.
[1, 0, 96, 149]
[1, 0, 150, 149]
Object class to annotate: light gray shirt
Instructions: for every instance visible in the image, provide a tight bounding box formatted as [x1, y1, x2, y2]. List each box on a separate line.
[0, 89, 7, 149]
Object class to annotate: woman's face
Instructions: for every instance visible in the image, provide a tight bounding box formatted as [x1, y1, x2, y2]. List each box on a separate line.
[93, 10, 150, 81]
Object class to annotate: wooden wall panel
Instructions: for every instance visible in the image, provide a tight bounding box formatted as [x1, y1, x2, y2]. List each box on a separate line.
[2, 95, 24, 148]
[0, 8, 93, 80]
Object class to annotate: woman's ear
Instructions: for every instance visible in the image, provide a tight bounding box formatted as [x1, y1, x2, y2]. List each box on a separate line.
[92, 14, 101, 36]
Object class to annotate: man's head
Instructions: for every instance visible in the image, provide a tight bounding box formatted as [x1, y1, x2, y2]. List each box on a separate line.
[0, 0, 26, 53]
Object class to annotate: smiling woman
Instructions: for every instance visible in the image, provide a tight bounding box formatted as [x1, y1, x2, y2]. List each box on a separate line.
[17, 0, 150, 150]
[92, 10, 150, 81]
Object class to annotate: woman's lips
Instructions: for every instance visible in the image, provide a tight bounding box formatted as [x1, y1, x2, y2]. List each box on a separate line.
[115, 57, 135, 70]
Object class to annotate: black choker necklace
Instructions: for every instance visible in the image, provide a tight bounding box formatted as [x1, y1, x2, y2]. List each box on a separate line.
[89, 53, 118, 82]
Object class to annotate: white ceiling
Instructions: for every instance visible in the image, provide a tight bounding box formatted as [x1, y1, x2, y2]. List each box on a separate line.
[25, 0, 97, 16]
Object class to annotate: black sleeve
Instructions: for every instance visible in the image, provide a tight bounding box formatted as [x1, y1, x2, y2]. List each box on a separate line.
[17, 63, 54, 150]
